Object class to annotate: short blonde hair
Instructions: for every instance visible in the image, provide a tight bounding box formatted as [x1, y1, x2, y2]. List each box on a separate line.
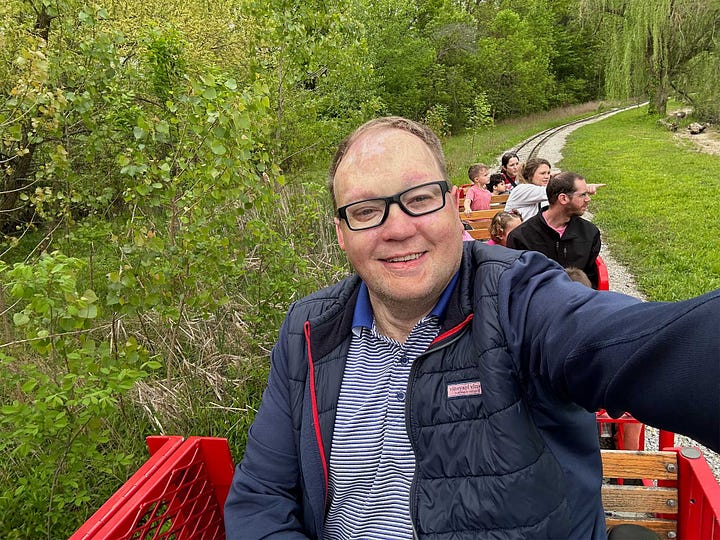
[468, 163, 490, 182]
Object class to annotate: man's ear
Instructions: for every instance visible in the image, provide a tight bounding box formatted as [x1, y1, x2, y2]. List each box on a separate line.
[334, 218, 346, 251]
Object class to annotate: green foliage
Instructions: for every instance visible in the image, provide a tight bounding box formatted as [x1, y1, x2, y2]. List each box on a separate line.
[475, 8, 554, 118]
[238, 0, 379, 169]
[679, 52, 720, 123]
[559, 106, 720, 300]
[0, 252, 156, 538]
[423, 104, 451, 137]
[358, 0, 441, 120]
[469, 93, 494, 130]
[581, 0, 720, 116]
[144, 27, 187, 100]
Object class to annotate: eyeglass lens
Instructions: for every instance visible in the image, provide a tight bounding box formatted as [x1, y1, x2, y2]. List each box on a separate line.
[340, 182, 447, 231]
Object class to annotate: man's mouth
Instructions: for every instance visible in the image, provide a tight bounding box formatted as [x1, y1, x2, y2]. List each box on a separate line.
[384, 253, 422, 263]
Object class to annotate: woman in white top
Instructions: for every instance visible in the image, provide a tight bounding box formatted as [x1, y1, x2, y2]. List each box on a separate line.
[504, 157, 552, 221]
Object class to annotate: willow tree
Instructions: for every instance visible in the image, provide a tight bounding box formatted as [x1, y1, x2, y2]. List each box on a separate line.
[581, 0, 720, 115]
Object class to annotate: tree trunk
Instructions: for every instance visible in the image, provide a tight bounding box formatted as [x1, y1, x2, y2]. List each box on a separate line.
[1, 5, 53, 232]
[646, 71, 670, 116]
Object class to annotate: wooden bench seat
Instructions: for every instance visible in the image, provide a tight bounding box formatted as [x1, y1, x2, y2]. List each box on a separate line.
[602, 450, 679, 538]
[461, 208, 505, 222]
[458, 194, 508, 211]
[460, 208, 505, 242]
[466, 229, 491, 240]
[491, 193, 509, 205]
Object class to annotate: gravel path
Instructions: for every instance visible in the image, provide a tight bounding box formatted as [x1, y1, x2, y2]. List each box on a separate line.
[503, 112, 720, 482]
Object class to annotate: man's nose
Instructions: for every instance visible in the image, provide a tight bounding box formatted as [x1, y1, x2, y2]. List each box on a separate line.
[382, 202, 416, 234]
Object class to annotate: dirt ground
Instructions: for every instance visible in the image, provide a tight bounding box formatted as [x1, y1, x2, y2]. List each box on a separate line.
[667, 107, 720, 155]
[675, 127, 720, 156]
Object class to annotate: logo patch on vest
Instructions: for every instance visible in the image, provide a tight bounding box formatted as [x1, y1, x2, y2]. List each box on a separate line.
[447, 380, 482, 399]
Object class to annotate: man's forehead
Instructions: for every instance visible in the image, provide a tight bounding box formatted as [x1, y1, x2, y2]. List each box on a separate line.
[344, 127, 428, 161]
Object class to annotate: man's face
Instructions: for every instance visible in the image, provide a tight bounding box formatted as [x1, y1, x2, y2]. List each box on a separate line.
[333, 128, 464, 314]
[566, 179, 591, 216]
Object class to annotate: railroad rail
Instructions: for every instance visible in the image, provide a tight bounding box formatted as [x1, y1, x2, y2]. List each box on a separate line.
[505, 102, 648, 163]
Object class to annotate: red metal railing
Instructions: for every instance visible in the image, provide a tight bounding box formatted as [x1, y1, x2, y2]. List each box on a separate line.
[596, 255, 610, 291]
[676, 446, 720, 539]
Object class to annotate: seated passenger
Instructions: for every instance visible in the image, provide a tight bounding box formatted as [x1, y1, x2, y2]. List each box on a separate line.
[504, 157, 552, 221]
[499, 151, 520, 190]
[487, 210, 522, 246]
[487, 173, 507, 195]
[507, 171, 602, 287]
[463, 163, 492, 214]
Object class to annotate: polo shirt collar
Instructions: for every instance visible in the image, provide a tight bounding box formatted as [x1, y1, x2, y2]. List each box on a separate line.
[352, 271, 460, 334]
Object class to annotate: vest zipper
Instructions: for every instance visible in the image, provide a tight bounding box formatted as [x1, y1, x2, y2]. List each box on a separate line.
[304, 321, 329, 526]
[406, 314, 473, 537]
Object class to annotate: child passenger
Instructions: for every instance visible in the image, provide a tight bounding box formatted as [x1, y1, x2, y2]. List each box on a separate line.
[487, 210, 522, 246]
[487, 173, 507, 195]
[463, 163, 492, 214]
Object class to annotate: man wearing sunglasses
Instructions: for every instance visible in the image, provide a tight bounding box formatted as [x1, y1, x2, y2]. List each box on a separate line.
[225, 116, 719, 540]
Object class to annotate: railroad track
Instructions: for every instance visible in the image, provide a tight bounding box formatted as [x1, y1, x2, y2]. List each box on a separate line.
[507, 103, 647, 163]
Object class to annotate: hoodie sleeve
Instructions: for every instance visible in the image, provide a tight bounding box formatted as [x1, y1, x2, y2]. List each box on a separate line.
[498, 250, 720, 452]
[505, 184, 548, 207]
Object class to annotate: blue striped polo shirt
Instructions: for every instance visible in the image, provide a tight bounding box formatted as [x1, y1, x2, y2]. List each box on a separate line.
[324, 274, 458, 539]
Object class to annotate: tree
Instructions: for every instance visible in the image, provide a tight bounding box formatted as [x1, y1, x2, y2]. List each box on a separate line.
[580, 0, 720, 115]
[474, 8, 555, 118]
[236, 0, 379, 170]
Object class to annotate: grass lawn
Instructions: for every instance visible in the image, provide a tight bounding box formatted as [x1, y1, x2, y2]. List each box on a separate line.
[558, 106, 720, 301]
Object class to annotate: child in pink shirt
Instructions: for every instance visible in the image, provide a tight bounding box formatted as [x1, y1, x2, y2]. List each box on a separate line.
[463, 163, 492, 214]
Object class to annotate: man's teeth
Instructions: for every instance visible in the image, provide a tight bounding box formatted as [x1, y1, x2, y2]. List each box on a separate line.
[387, 253, 421, 263]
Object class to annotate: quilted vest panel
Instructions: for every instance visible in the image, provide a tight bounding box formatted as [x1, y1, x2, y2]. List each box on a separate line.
[407, 256, 572, 539]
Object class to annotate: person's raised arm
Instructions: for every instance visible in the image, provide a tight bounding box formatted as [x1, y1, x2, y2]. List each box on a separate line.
[499, 251, 720, 452]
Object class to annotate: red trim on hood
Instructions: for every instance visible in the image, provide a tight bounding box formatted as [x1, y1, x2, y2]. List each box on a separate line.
[304, 321, 329, 502]
[431, 313, 474, 345]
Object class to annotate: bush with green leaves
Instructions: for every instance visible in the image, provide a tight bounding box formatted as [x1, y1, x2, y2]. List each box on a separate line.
[0, 253, 158, 538]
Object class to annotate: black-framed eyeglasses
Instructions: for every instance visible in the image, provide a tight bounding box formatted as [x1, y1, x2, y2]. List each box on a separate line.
[336, 181, 450, 231]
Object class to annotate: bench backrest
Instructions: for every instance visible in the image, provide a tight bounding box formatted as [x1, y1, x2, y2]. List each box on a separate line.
[602, 450, 679, 538]
[491, 193, 509, 204]
[458, 192, 508, 211]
